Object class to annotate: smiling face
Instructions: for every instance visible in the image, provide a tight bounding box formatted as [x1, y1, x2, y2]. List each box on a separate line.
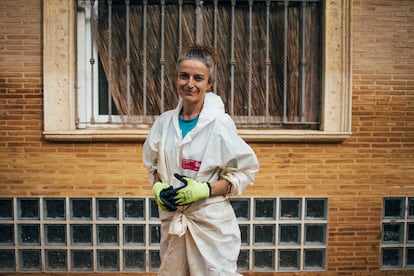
[176, 58, 213, 107]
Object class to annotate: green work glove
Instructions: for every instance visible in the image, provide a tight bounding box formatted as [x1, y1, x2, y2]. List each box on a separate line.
[152, 182, 177, 211]
[172, 174, 211, 205]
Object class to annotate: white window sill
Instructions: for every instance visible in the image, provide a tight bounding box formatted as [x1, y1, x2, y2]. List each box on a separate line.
[43, 129, 351, 143]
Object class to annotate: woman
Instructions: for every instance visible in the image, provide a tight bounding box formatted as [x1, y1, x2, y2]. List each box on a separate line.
[143, 45, 259, 276]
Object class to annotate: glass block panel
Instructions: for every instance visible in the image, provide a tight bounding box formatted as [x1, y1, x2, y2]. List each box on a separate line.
[407, 248, 414, 267]
[19, 224, 40, 245]
[124, 198, 144, 219]
[305, 224, 326, 245]
[98, 224, 119, 245]
[71, 224, 92, 245]
[382, 247, 402, 268]
[304, 249, 325, 270]
[149, 250, 161, 271]
[279, 224, 300, 245]
[384, 198, 405, 218]
[45, 198, 65, 220]
[230, 198, 250, 220]
[279, 249, 300, 271]
[253, 250, 275, 271]
[255, 198, 275, 220]
[408, 223, 414, 243]
[71, 250, 93, 271]
[239, 224, 250, 245]
[124, 224, 145, 245]
[71, 199, 91, 220]
[382, 223, 403, 243]
[280, 199, 301, 219]
[18, 198, 39, 219]
[409, 198, 414, 218]
[123, 250, 145, 271]
[150, 199, 159, 220]
[254, 224, 275, 245]
[0, 225, 14, 245]
[0, 250, 15, 272]
[306, 199, 327, 219]
[0, 198, 13, 219]
[98, 250, 119, 271]
[97, 198, 118, 219]
[19, 249, 41, 271]
[150, 224, 161, 245]
[45, 224, 66, 245]
[45, 250, 67, 271]
[237, 250, 249, 272]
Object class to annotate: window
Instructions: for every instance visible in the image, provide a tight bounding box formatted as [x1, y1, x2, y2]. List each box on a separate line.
[0, 197, 327, 272]
[230, 197, 328, 271]
[43, 0, 352, 142]
[381, 197, 414, 270]
[76, 0, 323, 129]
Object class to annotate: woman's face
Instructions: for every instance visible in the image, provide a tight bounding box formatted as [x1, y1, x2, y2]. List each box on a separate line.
[176, 58, 212, 105]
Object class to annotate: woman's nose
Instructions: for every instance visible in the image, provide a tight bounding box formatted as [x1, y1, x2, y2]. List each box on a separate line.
[187, 77, 194, 87]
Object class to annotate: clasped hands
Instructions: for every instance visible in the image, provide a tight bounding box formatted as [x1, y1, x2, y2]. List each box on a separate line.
[152, 174, 211, 211]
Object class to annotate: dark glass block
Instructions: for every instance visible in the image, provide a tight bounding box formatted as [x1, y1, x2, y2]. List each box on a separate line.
[18, 199, 39, 219]
[384, 198, 405, 218]
[304, 249, 325, 270]
[0, 225, 14, 245]
[382, 223, 403, 243]
[71, 225, 92, 245]
[71, 250, 93, 271]
[0, 198, 13, 219]
[254, 225, 275, 245]
[45, 199, 65, 220]
[409, 198, 414, 218]
[98, 225, 119, 245]
[279, 250, 299, 270]
[230, 199, 250, 220]
[149, 250, 161, 271]
[150, 199, 159, 219]
[237, 250, 249, 272]
[0, 250, 15, 271]
[407, 248, 414, 267]
[19, 250, 41, 271]
[305, 224, 326, 245]
[124, 225, 145, 245]
[71, 199, 91, 220]
[45, 250, 67, 271]
[98, 250, 119, 271]
[239, 224, 250, 245]
[382, 248, 402, 268]
[255, 198, 275, 219]
[97, 199, 118, 219]
[45, 224, 66, 245]
[150, 224, 161, 245]
[279, 224, 300, 245]
[280, 199, 301, 219]
[124, 199, 144, 219]
[306, 199, 326, 219]
[19, 224, 40, 245]
[253, 250, 274, 271]
[124, 250, 145, 271]
[408, 223, 414, 243]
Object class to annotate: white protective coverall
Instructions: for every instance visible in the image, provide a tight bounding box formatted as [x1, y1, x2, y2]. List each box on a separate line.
[143, 92, 259, 276]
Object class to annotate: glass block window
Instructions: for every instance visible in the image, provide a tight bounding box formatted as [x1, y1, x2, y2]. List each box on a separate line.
[0, 197, 158, 272]
[230, 197, 328, 272]
[0, 197, 327, 272]
[381, 197, 414, 270]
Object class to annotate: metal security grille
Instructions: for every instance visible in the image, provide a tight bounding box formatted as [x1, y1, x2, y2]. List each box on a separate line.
[76, 0, 322, 129]
[0, 197, 327, 272]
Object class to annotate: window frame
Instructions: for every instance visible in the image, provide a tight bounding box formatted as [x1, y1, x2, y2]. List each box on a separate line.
[43, 0, 352, 142]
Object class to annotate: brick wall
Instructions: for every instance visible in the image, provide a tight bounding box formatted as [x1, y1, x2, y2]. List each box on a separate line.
[0, 0, 413, 275]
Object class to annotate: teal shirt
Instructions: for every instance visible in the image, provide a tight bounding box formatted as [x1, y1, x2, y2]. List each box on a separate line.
[179, 115, 199, 138]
